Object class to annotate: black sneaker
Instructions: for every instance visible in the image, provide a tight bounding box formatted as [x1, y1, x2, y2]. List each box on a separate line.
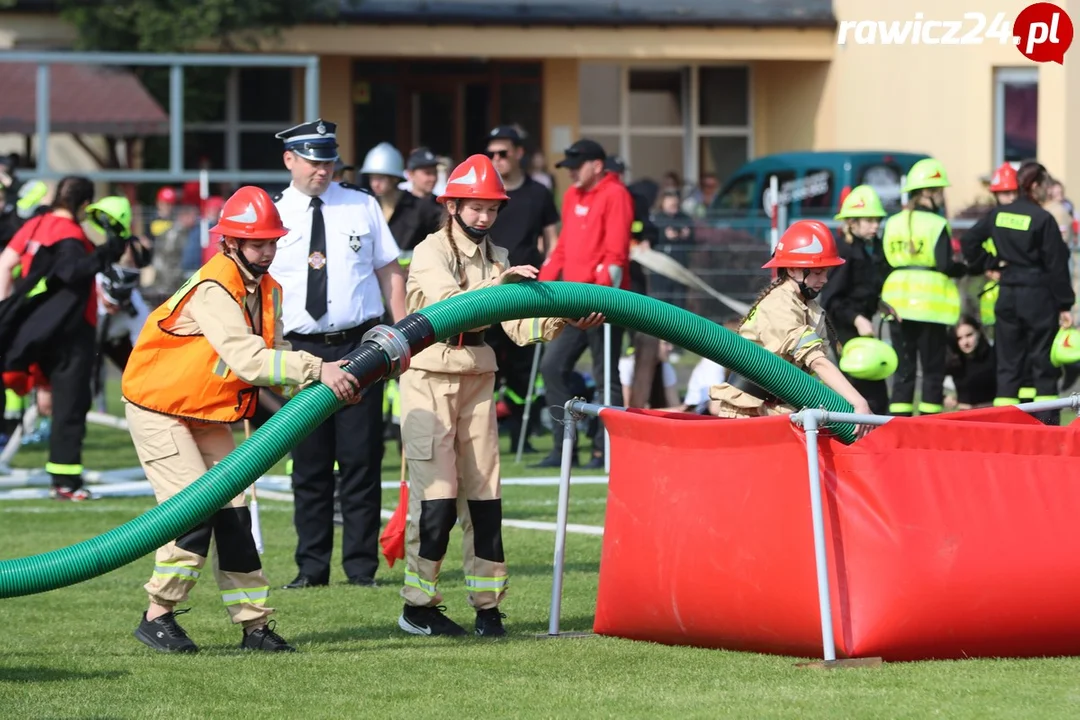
[241, 620, 297, 652]
[475, 607, 507, 637]
[398, 604, 467, 637]
[134, 608, 199, 653]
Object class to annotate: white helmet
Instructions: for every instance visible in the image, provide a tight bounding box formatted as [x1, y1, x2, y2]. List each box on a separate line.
[360, 142, 405, 179]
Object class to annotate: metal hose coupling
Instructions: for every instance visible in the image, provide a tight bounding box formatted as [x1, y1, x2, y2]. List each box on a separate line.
[362, 324, 413, 378]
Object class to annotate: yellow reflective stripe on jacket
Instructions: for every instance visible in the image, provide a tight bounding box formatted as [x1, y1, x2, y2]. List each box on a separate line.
[881, 269, 960, 325]
[220, 586, 270, 606]
[796, 330, 823, 351]
[465, 575, 509, 593]
[980, 282, 998, 326]
[271, 286, 282, 322]
[266, 350, 286, 385]
[45, 462, 82, 476]
[212, 357, 230, 378]
[404, 571, 437, 596]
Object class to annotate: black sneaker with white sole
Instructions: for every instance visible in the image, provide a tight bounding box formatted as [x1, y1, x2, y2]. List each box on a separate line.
[398, 604, 467, 636]
[475, 607, 507, 637]
[134, 609, 199, 653]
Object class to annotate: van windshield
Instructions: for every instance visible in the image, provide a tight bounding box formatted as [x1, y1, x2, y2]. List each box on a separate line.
[712, 175, 756, 212]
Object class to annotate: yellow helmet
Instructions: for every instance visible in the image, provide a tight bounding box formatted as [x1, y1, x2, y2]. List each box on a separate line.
[839, 337, 898, 381]
[835, 185, 886, 220]
[1051, 327, 1080, 368]
[903, 158, 950, 194]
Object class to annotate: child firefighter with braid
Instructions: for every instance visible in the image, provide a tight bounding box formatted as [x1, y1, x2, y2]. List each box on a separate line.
[396, 154, 604, 637]
[709, 220, 873, 438]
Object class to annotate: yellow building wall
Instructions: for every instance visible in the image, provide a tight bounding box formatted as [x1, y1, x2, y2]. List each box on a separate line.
[541, 59, 580, 202]
[821, 0, 1077, 209]
[752, 62, 831, 158]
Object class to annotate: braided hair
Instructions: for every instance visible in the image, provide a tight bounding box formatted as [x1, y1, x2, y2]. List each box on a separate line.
[737, 272, 788, 331]
[443, 202, 499, 287]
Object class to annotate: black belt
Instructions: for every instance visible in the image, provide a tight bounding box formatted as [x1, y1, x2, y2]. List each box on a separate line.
[442, 331, 486, 347]
[727, 373, 779, 404]
[286, 317, 380, 346]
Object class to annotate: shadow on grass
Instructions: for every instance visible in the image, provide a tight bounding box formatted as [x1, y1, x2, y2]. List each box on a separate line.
[286, 614, 597, 648]
[0, 666, 129, 683]
[506, 562, 599, 578]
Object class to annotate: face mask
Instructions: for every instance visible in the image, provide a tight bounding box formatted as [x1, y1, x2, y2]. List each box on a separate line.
[453, 213, 487, 242]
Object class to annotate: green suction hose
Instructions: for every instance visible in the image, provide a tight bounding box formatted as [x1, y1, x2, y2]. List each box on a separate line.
[0, 281, 852, 599]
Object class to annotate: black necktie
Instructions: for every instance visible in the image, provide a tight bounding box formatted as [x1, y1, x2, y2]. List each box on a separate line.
[306, 196, 328, 321]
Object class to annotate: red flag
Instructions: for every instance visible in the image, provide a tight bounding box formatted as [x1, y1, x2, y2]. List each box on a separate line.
[380, 464, 408, 567]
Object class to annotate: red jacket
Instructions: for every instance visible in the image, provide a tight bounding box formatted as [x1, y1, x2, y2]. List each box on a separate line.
[539, 173, 633, 289]
[8, 213, 98, 327]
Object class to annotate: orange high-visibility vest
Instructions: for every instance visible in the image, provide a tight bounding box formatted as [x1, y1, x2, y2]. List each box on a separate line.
[122, 253, 282, 423]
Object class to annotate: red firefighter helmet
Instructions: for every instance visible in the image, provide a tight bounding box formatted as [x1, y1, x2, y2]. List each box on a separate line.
[762, 220, 845, 269]
[210, 186, 289, 240]
[989, 162, 1018, 193]
[437, 154, 510, 204]
[156, 186, 178, 205]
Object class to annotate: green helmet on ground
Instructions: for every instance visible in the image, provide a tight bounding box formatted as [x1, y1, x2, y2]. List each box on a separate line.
[1050, 327, 1080, 368]
[839, 337, 898, 381]
[86, 196, 132, 237]
[902, 158, 951, 194]
[835, 185, 887, 220]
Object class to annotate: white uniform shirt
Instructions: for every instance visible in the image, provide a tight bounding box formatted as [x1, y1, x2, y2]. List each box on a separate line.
[271, 181, 400, 335]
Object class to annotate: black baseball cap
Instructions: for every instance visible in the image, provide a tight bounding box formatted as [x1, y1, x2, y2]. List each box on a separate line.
[488, 125, 525, 146]
[604, 155, 627, 174]
[406, 147, 439, 170]
[555, 139, 606, 169]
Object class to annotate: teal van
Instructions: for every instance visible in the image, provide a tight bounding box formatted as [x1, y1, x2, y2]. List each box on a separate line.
[710, 150, 931, 220]
[683, 151, 931, 322]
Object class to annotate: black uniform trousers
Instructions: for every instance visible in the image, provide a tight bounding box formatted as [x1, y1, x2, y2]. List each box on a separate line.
[540, 323, 623, 455]
[39, 318, 95, 489]
[994, 284, 1061, 424]
[487, 322, 535, 434]
[287, 330, 385, 582]
[889, 319, 947, 415]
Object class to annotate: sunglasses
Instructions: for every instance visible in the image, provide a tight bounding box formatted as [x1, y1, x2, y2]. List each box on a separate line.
[485, 149, 510, 159]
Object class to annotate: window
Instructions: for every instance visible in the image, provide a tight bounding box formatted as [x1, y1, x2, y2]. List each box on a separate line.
[183, 67, 297, 172]
[629, 69, 683, 126]
[579, 63, 621, 127]
[994, 68, 1038, 167]
[578, 63, 751, 190]
[699, 67, 749, 126]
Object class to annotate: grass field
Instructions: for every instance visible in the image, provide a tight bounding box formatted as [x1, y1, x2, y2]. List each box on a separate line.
[4, 386, 1080, 718]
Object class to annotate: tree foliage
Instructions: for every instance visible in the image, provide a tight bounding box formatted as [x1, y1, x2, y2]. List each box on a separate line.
[59, 0, 340, 53]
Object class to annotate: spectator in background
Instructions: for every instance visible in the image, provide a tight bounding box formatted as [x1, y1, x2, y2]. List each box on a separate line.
[529, 150, 554, 191]
[333, 160, 357, 185]
[147, 204, 198, 298]
[360, 142, 443, 253]
[534, 139, 633, 469]
[181, 195, 225, 275]
[619, 340, 679, 409]
[484, 126, 560, 450]
[657, 171, 682, 209]
[650, 189, 695, 309]
[401, 147, 440, 200]
[683, 172, 721, 218]
[1045, 179, 1074, 241]
[150, 187, 177, 240]
[944, 315, 997, 410]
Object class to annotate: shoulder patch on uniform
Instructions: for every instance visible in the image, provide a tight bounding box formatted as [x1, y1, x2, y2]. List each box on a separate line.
[339, 182, 373, 196]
